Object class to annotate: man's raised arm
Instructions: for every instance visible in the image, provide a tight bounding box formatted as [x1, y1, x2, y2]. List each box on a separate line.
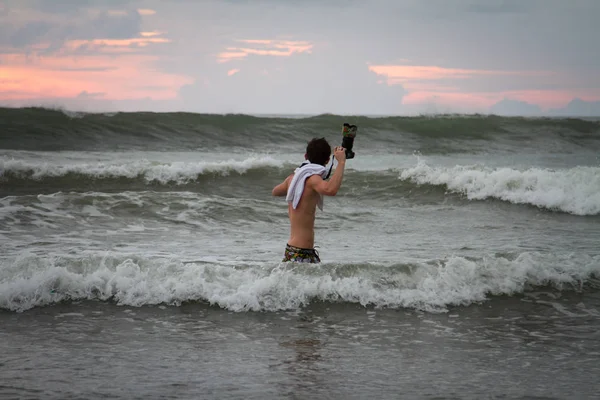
[309, 146, 346, 196]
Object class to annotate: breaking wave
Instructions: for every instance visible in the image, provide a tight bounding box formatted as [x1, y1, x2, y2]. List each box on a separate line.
[400, 162, 600, 216]
[2, 155, 598, 215]
[1, 252, 599, 313]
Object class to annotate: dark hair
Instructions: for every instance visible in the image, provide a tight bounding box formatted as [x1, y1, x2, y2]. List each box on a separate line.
[306, 137, 331, 166]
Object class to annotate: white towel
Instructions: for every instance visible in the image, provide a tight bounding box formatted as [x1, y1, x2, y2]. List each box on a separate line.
[286, 162, 329, 210]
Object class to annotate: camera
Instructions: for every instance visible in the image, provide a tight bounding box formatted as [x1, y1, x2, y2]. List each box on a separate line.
[341, 123, 357, 159]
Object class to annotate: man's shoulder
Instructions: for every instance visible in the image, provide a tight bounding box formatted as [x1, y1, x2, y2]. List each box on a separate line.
[306, 173, 324, 182]
[305, 174, 323, 186]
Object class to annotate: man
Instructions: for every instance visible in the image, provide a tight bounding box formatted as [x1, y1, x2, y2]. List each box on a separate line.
[272, 137, 347, 263]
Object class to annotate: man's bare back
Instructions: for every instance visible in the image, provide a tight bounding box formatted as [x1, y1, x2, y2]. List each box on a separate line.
[272, 145, 346, 261]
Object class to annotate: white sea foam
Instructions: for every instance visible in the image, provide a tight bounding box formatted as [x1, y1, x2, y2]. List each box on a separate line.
[0, 156, 286, 184]
[1, 251, 598, 313]
[400, 162, 600, 215]
[2, 155, 599, 216]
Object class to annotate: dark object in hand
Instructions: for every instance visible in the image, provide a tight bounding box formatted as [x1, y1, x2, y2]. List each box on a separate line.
[342, 123, 357, 159]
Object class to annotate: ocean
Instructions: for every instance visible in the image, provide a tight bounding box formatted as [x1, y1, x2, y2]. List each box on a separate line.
[1, 107, 600, 399]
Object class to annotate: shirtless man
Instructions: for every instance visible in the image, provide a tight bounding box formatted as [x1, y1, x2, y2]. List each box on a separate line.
[271, 137, 346, 263]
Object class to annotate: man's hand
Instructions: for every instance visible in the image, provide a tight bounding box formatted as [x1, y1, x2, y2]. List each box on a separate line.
[333, 146, 346, 163]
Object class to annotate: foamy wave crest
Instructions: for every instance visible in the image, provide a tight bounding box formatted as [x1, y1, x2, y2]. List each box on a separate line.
[400, 162, 600, 215]
[1, 252, 598, 313]
[0, 156, 285, 184]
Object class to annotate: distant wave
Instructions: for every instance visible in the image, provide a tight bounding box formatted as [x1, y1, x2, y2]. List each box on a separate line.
[1, 107, 599, 153]
[1, 252, 598, 313]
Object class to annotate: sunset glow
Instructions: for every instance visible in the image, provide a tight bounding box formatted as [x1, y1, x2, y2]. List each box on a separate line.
[1, 1, 598, 115]
[368, 65, 553, 84]
[140, 31, 165, 37]
[217, 40, 313, 63]
[0, 52, 193, 101]
[368, 64, 600, 111]
[137, 9, 156, 16]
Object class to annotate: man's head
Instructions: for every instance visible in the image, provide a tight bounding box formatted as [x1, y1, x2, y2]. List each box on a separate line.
[305, 137, 331, 166]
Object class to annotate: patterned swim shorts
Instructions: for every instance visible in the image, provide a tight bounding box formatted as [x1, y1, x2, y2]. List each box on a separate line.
[282, 244, 321, 263]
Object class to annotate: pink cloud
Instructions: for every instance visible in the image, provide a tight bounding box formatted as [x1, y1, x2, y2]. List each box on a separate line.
[369, 63, 600, 110]
[227, 69, 240, 76]
[0, 51, 193, 101]
[401, 82, 461, 93]
[217, 50, 251, 63]
[402, 89, 600, 110]
[140, 31, 165, 37]
[217, 39, 313, 63]
[237, 39, 272, 45]
[137, 9, 157, 16]
[108, 10, 128, 16]
[369, 64, 552, 84]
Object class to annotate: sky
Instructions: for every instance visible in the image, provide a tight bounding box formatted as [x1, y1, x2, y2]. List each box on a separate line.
[1, 0, 599, 115]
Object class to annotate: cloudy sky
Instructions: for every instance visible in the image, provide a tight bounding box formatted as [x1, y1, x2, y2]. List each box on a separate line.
[1, 0, 599, 115]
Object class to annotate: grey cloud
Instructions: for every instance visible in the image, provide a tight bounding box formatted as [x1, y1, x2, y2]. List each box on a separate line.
[77, 90, 105, 98]
[139, 0, 600, 72]
[69, 10, 142, 40]
[2, 20, 54, 47]
[419, 73, 566, 94]
[490, 98, 542, 116]
[330, 0, 600, 71]
[550, 99, 600, 117]
[56, 66, 119, 72]
[140, 85, 173, 91]
[178, 50, 406, 114]
[217, 0, 360, 7]
[489, 98, 600, 117]
[463, 0, 534, 14]
[1, 2, 142, 50]
[19, 0, 136, 14]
